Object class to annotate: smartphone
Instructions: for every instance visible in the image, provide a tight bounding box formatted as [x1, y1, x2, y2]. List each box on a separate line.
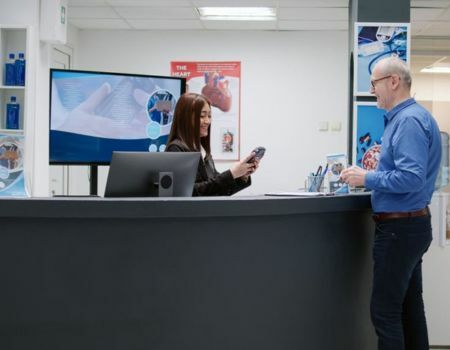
[247, 146, 266, 163]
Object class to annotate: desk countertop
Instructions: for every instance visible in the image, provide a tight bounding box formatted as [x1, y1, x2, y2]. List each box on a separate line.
[0, 193, 371, 219]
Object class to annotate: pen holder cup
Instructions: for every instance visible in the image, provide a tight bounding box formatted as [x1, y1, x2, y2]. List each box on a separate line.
[307, 175, 325, 192]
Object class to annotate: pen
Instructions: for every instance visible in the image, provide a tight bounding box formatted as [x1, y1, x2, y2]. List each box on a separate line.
[315, 164, 328, 191]
[309, 165, 322, 192]
[315, 166, 322, 176]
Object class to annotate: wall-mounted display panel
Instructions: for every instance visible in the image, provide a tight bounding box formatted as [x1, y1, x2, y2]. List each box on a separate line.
[49, 69, 186, 165]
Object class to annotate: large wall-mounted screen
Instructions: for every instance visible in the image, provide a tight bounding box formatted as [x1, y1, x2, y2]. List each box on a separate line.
[49, 69, 186, 165]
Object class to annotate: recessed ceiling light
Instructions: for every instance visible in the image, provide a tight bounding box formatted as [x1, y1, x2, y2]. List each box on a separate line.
[420, 66, 450, 74]
[197, 7, 276, 21]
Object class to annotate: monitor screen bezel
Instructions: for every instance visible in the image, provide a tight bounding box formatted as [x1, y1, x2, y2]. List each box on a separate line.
[49, 68, 186, 166]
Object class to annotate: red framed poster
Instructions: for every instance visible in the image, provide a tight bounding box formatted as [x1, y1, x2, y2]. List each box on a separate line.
[171, 61, 241, 160]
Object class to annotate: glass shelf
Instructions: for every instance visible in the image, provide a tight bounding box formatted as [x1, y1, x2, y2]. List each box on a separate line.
[0, 128, 24, 134]
[0, 85, 25, 90]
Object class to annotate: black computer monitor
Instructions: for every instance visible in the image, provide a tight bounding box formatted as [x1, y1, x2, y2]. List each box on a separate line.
[104, 151, 200, 197]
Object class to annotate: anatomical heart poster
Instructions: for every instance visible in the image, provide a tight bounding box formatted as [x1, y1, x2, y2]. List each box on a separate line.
[171, 61, 240, 160]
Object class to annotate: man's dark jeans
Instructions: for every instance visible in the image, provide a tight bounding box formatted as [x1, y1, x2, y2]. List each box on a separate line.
[371, 215, 432, 350]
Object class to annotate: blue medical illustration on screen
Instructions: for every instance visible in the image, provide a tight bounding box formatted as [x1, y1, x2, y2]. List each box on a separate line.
[146, 89, 176, 152]
[356, 25, 408, 94]
[49, 69, 185, 164]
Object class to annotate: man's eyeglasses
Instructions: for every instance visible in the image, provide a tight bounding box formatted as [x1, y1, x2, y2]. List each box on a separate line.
[370, 75, 392, 88]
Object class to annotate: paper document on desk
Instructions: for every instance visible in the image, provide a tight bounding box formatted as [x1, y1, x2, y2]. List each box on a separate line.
[265, 191, 335, 197]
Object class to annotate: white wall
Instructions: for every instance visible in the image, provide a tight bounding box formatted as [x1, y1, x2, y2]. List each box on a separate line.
[62, 23, 79, 61]
[75, 29, 349, 195]
[412, 66, 450, 345]
[413, 71, 450, 102]
[412, 71, 450, 134]
[0, 0, 38, 25]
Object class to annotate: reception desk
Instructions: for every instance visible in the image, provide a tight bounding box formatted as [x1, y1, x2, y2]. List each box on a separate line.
[0, 194, 376, 350]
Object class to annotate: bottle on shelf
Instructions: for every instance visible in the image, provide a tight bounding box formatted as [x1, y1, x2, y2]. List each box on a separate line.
[4, 53, 16, 86]
[6, 96, 20, 129]
[15, 52, 26, 86]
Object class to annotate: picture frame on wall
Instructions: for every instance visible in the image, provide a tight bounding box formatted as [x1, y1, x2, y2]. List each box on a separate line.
[170, 61, 241, 161]
[353, 102, 385, 169]
[354, 22, 410, 96]
[0, 132, 27, 197]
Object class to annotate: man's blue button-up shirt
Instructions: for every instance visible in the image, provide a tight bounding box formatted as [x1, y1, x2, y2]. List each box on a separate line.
[365, 98, 441, 213]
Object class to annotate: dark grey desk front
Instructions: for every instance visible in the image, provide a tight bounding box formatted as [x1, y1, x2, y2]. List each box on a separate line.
[0, 195, 376, 350]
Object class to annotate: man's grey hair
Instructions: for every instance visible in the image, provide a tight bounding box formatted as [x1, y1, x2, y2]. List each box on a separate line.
[377, 56, 412, 90]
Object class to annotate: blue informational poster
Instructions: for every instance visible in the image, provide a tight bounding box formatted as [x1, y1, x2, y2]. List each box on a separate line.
[0, 133, 27, 197]
[353, 103, 385, 169]
[354, 23, 410, 95]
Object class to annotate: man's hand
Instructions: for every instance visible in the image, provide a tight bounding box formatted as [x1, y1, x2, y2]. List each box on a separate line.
[340, 165, 367, 187]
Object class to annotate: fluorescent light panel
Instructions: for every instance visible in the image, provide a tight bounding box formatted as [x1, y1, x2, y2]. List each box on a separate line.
[197, 7, 276, 21]
[421, 66, 450, 73]
[421, 57, 450, 73]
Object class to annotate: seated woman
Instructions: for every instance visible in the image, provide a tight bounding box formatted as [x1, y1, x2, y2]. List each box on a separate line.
[165, 93, 260, 196]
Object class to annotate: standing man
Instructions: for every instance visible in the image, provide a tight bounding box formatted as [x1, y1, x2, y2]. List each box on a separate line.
[341, 56, 441, 350]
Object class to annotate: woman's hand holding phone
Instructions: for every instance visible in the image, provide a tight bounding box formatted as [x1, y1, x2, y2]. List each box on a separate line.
[247, 146, 266, 164]
[230, 154, 255, 179]
[230, 146, 265, 179]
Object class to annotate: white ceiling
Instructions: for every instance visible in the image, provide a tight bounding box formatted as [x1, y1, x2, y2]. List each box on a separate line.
[67, 0, 450, 52]
[67, 0, 349, 31]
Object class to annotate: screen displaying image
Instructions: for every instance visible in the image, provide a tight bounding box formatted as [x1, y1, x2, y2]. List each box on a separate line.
[49, 69, 186, 164]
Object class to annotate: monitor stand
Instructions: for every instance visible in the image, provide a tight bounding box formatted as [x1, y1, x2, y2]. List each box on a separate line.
[90, 165, 98, 196]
